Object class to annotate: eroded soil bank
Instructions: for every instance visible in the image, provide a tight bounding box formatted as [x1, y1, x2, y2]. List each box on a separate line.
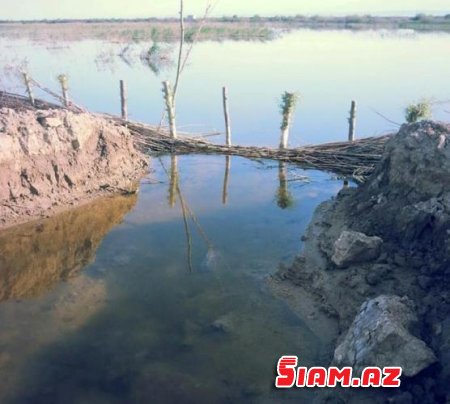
[270, 121, 450, 403]
[0, 107, 147, 229]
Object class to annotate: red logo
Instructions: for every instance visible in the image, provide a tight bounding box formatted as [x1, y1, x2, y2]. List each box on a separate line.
[275, 356, 402, 388]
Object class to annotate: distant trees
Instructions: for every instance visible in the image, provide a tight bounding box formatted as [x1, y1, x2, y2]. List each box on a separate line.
[341, 15, 375, 24]
[220, 15, 239, 22]
[412, 13, 433, 23]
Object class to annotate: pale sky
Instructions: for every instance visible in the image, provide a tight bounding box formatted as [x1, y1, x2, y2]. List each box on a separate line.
[1, 0, 449, 20]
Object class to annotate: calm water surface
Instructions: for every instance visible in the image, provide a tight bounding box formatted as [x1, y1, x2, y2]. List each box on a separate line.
[0, 156, 342, 403]
[1, 29, 449, 145]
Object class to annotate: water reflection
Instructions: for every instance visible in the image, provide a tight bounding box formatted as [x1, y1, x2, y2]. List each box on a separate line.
[0, 194, 137, 301]
[276, 162, 294, 209]
[93, 42, 175, 75]
[222, 156, 231, 205]
[139, 43, 174, 76]
[167, 156, 307, 274]
[166, 154, 223, 273]
[168, 154, 179, 208]
[0, 155, 343, 403]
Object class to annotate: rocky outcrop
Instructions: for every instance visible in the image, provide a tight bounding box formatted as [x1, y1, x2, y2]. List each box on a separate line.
[270, 121, 450, 403]
[334, 295, 436, 377]
[331, 230, 382, 268]
[0, 107, 147, 228]
[348, 121, 450, 272]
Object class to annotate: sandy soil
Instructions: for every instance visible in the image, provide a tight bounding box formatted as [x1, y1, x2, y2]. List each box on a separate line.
[0, 107, 148, 229]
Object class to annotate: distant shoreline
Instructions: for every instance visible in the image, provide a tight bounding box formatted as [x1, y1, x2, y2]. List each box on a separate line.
[0, 15, 449, 43]
[0, 14, 449, 24]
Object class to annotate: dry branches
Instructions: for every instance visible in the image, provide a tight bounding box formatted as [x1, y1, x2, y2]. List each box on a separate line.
[130, 120, 390, 181]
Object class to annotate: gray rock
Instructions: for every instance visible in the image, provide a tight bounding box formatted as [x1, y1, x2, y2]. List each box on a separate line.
[417, 275, 432, 290]
[365, 271, 381, 286]
[367, 121, 450, 203]
[331, 230, 383, 268]
[394, 253, 406, 267]
[354, 122, 450, 266]
[389, 392, 414, 404]
[365, 264, 392, 286]
[333, 295, 437, 377]
[38, 116, 64, 128]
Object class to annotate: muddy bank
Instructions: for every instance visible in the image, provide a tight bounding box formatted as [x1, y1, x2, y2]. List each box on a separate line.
[0, 107, 147, 229]
[270, 121, 450, 403]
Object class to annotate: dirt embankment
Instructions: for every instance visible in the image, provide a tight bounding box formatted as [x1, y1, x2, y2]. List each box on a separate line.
[270, 121, 450, 403]
[0, 107, 148, 229]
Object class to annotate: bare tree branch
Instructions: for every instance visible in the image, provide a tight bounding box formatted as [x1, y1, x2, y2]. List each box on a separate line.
[369, 107, 401, 127]
[180, 0, 219, 75]
[172, 0, 185, 99]
[158, 0, 220, 132]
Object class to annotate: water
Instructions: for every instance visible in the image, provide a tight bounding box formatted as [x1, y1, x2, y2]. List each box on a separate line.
[0, 156, 341, 402]
[1, 29, 450, 146]
[0, 28, 449, 402]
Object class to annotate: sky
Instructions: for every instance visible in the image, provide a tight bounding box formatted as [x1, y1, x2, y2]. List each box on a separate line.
[1, 0, 449, 20]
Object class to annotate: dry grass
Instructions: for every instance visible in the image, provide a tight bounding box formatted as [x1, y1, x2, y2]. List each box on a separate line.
[0, 16, 449, 44]
[0, 21, 276, 43]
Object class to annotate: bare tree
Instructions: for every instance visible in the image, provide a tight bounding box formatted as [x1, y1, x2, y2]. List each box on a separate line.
[159, 0, 219, 131]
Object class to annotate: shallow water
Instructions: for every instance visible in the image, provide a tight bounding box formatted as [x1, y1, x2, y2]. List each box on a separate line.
[0, 155, 342, 403]
[1, 29, 450, 145]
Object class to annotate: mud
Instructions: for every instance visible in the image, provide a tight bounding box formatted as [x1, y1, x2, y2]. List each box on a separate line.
[0, 107, 147, 229]
[270, 121, 450, 403]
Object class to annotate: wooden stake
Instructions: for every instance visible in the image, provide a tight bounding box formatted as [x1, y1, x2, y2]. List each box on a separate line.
[22, 72, 35, 106]
[279, 92, 298, 149]
[279, 121, 291, 149]
[348, 100, 357, 142]
[222, 155, 231, 204]
[222, 87, 232, 146]
[162, 81, 177, 139]
[120, 80, 128, 121]
[57, 74, 69, 108]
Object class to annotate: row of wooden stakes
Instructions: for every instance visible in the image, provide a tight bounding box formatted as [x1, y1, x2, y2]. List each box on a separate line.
[21, 72, 358, 149]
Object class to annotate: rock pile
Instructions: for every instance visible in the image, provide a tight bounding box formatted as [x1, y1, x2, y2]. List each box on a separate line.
[273, 121, 450, 403]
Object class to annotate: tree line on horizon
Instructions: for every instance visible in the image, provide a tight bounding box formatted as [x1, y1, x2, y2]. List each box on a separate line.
[0, 14, 450, 24]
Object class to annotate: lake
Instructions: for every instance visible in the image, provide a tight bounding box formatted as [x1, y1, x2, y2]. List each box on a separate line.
[1, 29, 450, 145]
[0, 28, 449, 402]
